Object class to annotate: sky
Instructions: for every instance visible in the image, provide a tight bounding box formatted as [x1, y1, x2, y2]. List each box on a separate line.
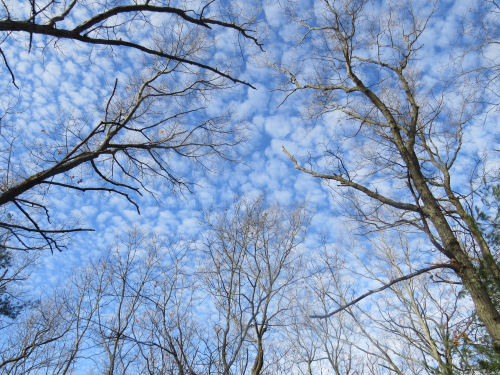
[0, 0, 498, 325]
[0, 1, 499, 373]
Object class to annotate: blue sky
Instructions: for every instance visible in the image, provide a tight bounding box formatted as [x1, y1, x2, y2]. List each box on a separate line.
[0, 1, 499, 373]
[0, 0, 332, 290]
[0, 0, 498, 339]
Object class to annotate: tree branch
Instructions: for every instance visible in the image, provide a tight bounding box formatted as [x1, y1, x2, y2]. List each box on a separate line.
[310, 263, 454, 319]
[282, 146, 422, 213]
[0, 20, 256, 88]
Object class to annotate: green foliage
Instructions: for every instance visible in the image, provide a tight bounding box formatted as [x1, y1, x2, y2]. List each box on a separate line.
[476, 183, 500, 250]
[476, 183, 500, 304]
[461, 183, 500, 372]
[474, 342, 500, 373]
[0, 244, 22, 319]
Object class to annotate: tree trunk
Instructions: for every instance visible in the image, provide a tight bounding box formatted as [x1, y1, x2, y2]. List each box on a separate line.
[406, 148, 500, 353]
[251, 339, 264, 375]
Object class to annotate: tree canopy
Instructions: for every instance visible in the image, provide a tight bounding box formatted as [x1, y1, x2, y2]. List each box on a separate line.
[0, 0, 498, 373]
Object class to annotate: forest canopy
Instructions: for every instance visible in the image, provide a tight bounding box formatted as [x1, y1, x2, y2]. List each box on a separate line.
[0, 0, 498, 374]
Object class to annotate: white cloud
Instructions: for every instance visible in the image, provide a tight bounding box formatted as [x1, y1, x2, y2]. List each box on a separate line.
[263, 1, 286, 28]
[264, 114, 291, 138]
[2, 6, 496, 371]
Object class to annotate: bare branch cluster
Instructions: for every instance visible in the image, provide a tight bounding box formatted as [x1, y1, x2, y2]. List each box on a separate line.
[278, 0, 500, 352]
[0, 0, 261, 252]
[0, 199, 311, 375]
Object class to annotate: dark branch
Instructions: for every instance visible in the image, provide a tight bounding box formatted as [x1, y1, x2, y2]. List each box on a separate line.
[310, 263, 454, 319]
[0, 47, 18, 88]
[40, 180, 140, 214]
[0, 20, 257, 88]
[0, 222, 93, 234]
[282, 146, 422, 213]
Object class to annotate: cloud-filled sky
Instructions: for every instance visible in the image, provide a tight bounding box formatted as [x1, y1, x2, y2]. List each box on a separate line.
[0, 0, 498, 330]
[1, 2, 499, 374]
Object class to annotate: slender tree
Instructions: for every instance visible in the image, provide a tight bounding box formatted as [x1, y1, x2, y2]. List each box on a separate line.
[279, 0, 500, 351]
[202, 197, 309, 375]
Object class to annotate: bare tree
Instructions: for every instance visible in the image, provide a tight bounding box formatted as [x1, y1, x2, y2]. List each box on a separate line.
[127, 244, 203, 375]
[0, 0, 261, 252]
[289, 232, 480, 375]
[0, 291, 73, 374]
[457, 0, 500, 107]
[279, 0, 500, 351]
[346, 234, 477, 375]
[0, 230, 204, 374]
[201, 197, 309, 375]
[283, 291, 359, 375]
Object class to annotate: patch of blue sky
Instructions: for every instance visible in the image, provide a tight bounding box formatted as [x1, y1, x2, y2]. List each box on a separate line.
[0, 4, 497, 370]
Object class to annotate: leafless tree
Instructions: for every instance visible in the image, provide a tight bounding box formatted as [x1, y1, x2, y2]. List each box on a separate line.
[282, 291, 359, 375]
[126, 243, 203, 375]
[344, 234, 476, 375]
[0, 230, 203, 374]
[201, 197, 309, 375]
[79, 232, 199, 375]
[289, 231, 479, 375]
[279, 0, 500, 351]
[0, 291, 73, 373]
[457, 0, 500, 106]
[0, 0, 261, 252]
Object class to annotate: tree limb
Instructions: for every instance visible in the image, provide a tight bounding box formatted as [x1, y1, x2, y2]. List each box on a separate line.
[282, 146, 422, 213]
[310, 263, 454, 319]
